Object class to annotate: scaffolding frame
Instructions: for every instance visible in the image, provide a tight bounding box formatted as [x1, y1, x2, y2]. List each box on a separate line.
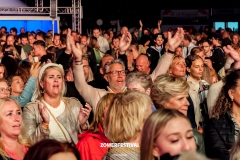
[0, 0, 82, 33]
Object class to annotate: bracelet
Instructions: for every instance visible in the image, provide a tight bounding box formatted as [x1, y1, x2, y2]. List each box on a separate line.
[42, 122, 49, 129]
[75, 60, 82, 65]
[167, 50, 176, 54]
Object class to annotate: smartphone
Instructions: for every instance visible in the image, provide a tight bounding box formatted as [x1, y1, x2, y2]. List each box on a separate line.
[4, 51, 14, 57]
[40, 54, 52, 63]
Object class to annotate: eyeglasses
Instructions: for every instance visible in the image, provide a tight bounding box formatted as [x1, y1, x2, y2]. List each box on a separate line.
[0, 87, 11, 93]
[83, 65, 89, 69]
[106, 70, 127, 76]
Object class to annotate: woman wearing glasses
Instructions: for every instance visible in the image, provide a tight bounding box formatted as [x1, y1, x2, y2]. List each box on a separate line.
[0, 79, 11, 98]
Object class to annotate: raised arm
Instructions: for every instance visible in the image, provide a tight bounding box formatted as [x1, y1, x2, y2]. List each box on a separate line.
[157, 20, 162, 33]
[69, 29, 106, 111]
[138, 20, 143, 40]
[150, 27, 184, 81]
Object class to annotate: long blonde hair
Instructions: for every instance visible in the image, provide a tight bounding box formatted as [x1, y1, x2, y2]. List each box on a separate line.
[89, 93, 115, 132]
[0, 98, 32, 159]
[140, 109, 191, 160]
[104, 91, 152, 143]
[4, 45, 21, 60]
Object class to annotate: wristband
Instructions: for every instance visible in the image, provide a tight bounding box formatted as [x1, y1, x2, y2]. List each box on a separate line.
[75, 60, 83, 65]
[42, 122, 49, 129]
[167, 50, 176, 54]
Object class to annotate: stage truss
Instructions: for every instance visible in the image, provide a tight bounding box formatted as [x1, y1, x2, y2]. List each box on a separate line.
[0, 0, 82, 33]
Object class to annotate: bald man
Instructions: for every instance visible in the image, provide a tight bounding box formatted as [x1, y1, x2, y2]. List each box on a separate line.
[135, 54, 152, 74]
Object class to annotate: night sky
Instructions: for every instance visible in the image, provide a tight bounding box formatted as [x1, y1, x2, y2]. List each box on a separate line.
[22, 0, 239, 32]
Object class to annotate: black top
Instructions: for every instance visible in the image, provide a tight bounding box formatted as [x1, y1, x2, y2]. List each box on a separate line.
[0, 155, 13, 160]
[187, 96, 197, 129]
[205, 111, 235, 160]
[88, 79, 109, 91]
[210, 47, 226, 73]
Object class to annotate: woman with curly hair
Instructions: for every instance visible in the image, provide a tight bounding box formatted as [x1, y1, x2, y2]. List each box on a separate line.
[205, 69, 240, 160]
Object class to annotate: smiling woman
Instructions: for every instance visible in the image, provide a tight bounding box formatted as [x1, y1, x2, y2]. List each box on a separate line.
[0, 98, 31, 160]
[140, 109, 196, 160]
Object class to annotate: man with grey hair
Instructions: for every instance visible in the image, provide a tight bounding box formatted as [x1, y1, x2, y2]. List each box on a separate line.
[126, 71, 156, 111]
[71, 28, 185, 111]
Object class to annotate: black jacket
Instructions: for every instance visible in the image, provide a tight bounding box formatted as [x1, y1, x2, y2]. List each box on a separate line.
[210, 47, 226, 73]
[146, 45, 163, 70]
[205, 111, 235, 160]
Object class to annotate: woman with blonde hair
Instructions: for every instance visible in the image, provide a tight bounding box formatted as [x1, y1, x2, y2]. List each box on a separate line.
[151, 75, 205, 154]
[76, 93, 115, 160]
[0, 98, 31, 160]
[151, 75, 190, 115]
[104, 91, 153, 160]
[4, 45, 21, 61]
[23, 63, 91, 144]
[140, 109, 196, 160]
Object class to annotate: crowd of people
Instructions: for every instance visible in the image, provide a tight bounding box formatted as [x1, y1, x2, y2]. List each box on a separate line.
[0, 19, 240, 160]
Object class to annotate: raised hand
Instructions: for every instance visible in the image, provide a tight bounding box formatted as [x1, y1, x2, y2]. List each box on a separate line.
[65, 68, 74, 82]
[38, 103, 50, 124]
[78, 103, 92, 126]
[158, 20, 162, 26]
[119, 32, 132, 52]
[168, 27, 184, 51]
[30, 62, 41, 78]
[223, 45, 240, 69]
[223, 45, 240, 62]
[65, 28, 73, 54]
[70, 35, 83, 61]
[139, 20, 143, 27]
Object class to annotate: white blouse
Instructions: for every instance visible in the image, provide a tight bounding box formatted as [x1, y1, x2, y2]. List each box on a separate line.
[43, 100, 72, 143]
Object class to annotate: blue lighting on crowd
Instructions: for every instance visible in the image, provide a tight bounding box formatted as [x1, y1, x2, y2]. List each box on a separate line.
[0, 20, 59, 33]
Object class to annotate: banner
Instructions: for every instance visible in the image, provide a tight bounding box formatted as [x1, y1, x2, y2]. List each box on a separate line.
[161, 10, 209, 18]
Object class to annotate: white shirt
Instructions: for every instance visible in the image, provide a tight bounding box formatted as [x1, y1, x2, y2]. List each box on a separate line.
[97, 36, 110, 57]
[182, 42, 196, 58]
[207, 80, 224, 118]
[43, 100, 72, 143]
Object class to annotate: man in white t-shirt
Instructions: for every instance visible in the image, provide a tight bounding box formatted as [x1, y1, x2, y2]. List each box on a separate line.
[93, 27, 109, 57]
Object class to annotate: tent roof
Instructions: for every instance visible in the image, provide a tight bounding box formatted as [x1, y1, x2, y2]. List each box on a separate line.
[0, 0, 28, 7]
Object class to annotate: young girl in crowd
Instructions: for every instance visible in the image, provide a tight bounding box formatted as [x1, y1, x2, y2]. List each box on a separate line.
[140, 108, 196, 160]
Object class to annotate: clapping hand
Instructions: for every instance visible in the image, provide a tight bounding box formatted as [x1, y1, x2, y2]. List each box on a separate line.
[38, 103, 50, 124]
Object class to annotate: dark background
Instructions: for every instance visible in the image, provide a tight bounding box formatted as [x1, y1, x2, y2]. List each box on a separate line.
[21, 0, 240, 32]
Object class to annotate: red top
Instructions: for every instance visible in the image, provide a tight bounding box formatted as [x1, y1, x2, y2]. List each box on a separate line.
[76, 124, 110, 160]
[5, 145, 28, 160]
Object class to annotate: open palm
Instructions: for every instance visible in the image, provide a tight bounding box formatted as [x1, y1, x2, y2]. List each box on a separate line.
[168, 28, 184, 51]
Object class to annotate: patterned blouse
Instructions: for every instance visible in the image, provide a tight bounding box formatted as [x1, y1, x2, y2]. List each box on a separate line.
[230, 114, 240, 141]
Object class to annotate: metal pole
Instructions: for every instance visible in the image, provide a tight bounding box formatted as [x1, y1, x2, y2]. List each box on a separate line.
[79, 0, 82, 34]
[73, 0, 76, 31]
[52, 19, 55, 40]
